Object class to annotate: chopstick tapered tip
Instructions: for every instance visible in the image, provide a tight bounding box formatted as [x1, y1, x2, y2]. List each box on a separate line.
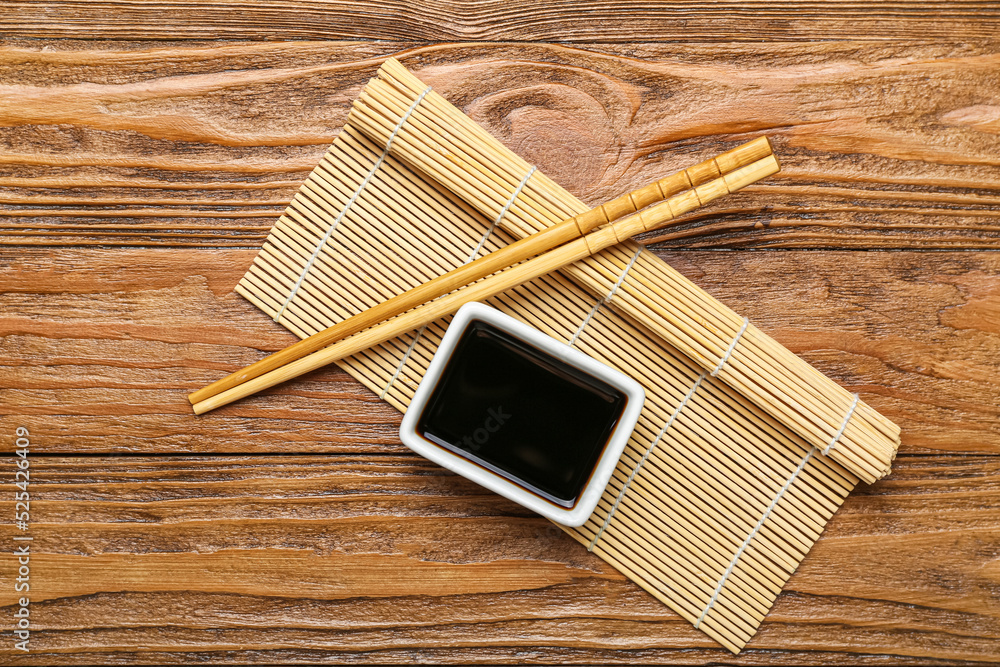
[188, 387, 211, 406]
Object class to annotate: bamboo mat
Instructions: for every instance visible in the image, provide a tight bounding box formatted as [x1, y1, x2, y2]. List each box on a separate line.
[235, 61, 893, 653]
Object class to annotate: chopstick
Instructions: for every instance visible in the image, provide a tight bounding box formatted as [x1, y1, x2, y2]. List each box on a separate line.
[188, 136, 773, 407]
[191, 152, 779, 415]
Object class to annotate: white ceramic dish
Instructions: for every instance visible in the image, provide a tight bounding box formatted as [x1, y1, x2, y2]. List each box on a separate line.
[399, 301, 645, 527]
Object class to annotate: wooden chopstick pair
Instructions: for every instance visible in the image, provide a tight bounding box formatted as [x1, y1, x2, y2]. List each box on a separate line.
[190, 137, 778, 414]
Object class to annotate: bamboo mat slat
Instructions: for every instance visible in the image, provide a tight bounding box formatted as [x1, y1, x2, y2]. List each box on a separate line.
[234, 61, 892, 653]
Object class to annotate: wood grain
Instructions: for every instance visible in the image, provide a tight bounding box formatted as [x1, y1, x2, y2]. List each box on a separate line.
[0, 18, 998, 665]
[2, 2, 999, 42]
[0, 454, 997, 664]
[1, 41, 998, 250]
[1, 247, 997, 455]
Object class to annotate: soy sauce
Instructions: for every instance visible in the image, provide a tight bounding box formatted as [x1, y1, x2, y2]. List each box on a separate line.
[417, 320, 627, 508]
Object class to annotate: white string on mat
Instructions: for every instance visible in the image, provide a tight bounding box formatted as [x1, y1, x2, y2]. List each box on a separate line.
[691, 390, 863, 627]
[380, 325, 428, 400]
[378, 164, 537, 397]
[694, 446, 816, 630]
[711, 316, 749, 377]
[588, 371, 708, 552]
[570, 245, 644, 347]
[469, 166, 537, 260]
[273, 86, 433, 323]
[822, 392, 860, 456]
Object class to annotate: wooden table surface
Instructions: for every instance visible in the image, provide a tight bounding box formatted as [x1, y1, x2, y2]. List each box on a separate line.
[2, 3, 999, 664]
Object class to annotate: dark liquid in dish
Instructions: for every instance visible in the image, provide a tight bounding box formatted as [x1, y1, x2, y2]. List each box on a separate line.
[418, 320, 627, 508]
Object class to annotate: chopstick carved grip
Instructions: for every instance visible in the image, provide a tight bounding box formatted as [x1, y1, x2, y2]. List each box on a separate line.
[191, 154, 779, 415]
[189, 137, 772, 407]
